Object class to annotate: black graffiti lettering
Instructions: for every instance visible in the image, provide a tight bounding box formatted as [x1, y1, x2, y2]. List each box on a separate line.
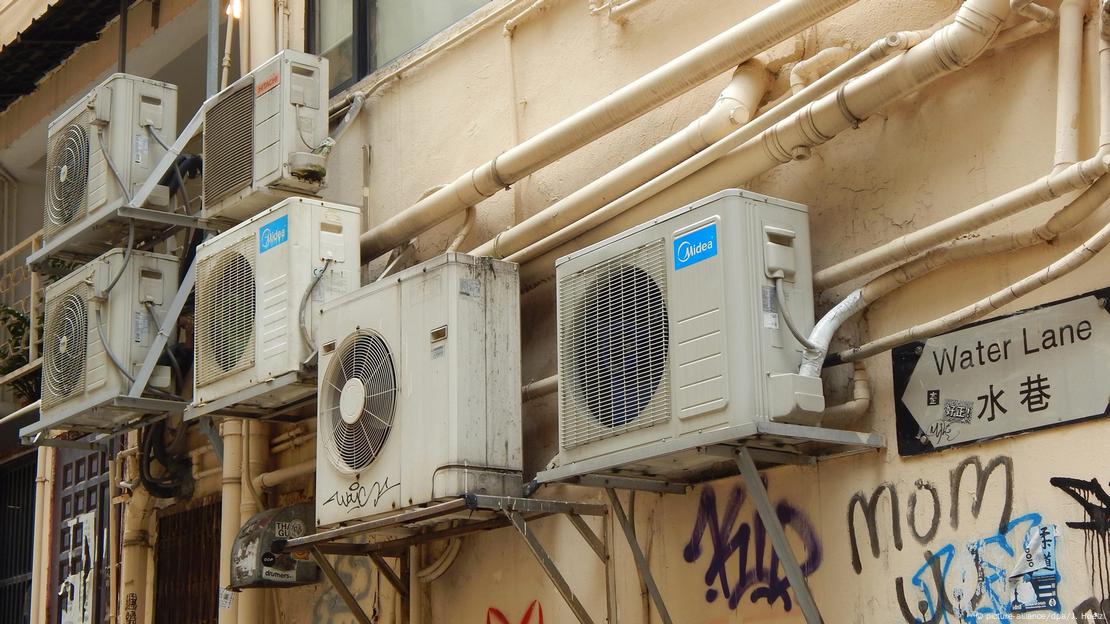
[1051, 477, 1110, 603]
[949, 455, 1013, 535]
[322, 477, 400, 514]
[907, 479, 940, 545]
[847, 483, 902, 574]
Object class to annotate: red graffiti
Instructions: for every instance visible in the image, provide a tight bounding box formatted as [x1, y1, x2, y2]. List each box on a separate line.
[486, 600, 543, 624]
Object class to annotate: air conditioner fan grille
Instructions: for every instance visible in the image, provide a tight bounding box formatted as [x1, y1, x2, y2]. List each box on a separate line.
[44, 111, 93, 241]
[320, 331, 397, 474]
[195, 235, 257, 387]
[42, 283, 90, 409]
[558, 239, 670, 450]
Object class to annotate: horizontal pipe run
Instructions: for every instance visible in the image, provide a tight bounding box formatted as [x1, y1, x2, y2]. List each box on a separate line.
[359, 0, 862, 261]
[254, 460, 315, 490]
[509, 29, 928, 268]
[522, 375, 558, 401]
[834, 217, 1110, 363]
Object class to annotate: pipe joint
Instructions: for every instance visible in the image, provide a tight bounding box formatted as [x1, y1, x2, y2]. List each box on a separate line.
[762, 127, 795, 164]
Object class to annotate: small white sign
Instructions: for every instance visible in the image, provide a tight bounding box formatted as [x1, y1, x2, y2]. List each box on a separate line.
[218, 588, 234, 610]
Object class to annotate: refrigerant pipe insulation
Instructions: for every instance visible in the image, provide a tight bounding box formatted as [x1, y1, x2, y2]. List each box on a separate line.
[360, 0, 864, 261]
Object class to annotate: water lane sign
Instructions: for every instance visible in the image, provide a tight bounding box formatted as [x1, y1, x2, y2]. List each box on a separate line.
[892, 288, 1110, 456]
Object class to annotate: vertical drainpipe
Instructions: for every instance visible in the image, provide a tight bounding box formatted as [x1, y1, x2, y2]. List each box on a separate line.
[28, 447, 54, 624]
[248, 0, 276, 70]
[120, 451, 154, 624]
[219, 420, 243, 624]
[208, 0, 220, 97]
[238, 420, 269, 624]
[118, 0, 128, 72]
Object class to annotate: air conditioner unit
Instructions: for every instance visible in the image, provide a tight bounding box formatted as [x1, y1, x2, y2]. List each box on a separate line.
[43, 74, 178, 253]
[203, 50, 329, 222]
[315, 254, 522, 528]
[39, 249, 179, 430]
[190, 197, 360, 415]
[545, 189, 824, 481]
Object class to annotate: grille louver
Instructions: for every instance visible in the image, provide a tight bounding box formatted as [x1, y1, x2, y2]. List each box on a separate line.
[558, 240, 670, 449]
[195, 235, 257, 387]
[44, 111, 93, 241]
[203, 80, 255, 206]
[42, 283, 90, 409]
[320, 331, 397, 474]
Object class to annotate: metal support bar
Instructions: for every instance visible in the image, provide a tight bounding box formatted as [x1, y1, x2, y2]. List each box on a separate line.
[506, 511, 597, 624]
[572, 474, 687, 494]
[128, 256, 196, 398]
[734, 447, 823, 623]
[310, 547, 374, 624]
[566, 513, 607, 562]
[703, 444, 815, 466]
[198, 417, 224, 463]
[368, 554, 408, 598]
[605, 488, 673, 624]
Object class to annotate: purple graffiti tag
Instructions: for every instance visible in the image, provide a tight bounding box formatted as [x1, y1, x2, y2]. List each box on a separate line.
[683, 484, 822, 612]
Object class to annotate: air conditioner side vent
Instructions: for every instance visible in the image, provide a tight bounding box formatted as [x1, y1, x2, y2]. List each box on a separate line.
[557, 239, 671, 450]
[203, 80, 255, 206]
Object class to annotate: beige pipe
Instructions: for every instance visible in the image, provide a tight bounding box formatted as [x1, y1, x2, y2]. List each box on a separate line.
[253, 459, 315, 490]
[120, 473, 154, 624]
[504, 0, 553, 36]
[508, 26, 938, 279]
[219, 419, 243, 624]
[835, 216, 1110, 363]
[789, 46, 852, 94]
[221, 1, 238, 89]
[239, 420, 269, 624]
[471, 59, 771, 258]
[1011, 0, 1056, 24]
[359, 0, 862, 261]
[799, 173, 1110, 376]
[28, 447, 53, 624]
[1054, 0, 1087, 172]
[522, 375, 558, 401]
[1102, 21, 1110, 150]
[813, 153, 1109, 290]
[271, 432, 315, 455]
[248, 0, 275, 70]
[819, 362, 870, 425]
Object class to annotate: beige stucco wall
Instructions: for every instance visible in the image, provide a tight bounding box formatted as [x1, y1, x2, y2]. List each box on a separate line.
[4, 0, 1108, 621]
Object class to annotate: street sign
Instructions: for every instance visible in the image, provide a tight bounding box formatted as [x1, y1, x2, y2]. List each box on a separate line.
[893, 287, 1110, 456]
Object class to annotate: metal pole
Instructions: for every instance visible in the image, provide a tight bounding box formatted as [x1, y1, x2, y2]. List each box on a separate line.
[118, 0, 128, 73]
[309, 547, 373, 624]
[734, 447, 824, 623]
[127, 257, 196, 397]
[505, 511, 597, 624]
[207, 0, 220, 97]
[604, 488, 674, 624]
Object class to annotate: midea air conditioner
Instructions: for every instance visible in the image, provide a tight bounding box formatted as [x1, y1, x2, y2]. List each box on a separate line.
[43, 74, 177, 250]
[544, 189, 824, 481]
[203, 50, 329, 221]
[190, 197, 360, 414]
[39, 249, 179, 430]
[315, 254, 522, 528]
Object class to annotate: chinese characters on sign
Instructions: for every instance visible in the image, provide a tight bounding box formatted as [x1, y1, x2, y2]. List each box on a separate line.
[893, 289, 1110, 456]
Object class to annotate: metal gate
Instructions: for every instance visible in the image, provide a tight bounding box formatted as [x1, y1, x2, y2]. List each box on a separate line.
[154, 502, 220, 624]
[53, 447, 112, 624]
[0, 452, 36, 623]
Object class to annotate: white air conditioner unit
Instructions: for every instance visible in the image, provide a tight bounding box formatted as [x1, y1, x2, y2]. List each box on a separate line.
[190, 197, 360, 415]
[315, 254, 522, 528]
[43, 74, 177, 251]
[203, 50, 329, 222]
[39, 249, 179, 430]
[545, 189, 824, 481]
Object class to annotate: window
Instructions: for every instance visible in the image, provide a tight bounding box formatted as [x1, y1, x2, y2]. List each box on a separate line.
[308, 0, 491, 95]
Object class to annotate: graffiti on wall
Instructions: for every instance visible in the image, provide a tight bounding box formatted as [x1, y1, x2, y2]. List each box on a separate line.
[683, 481, 822, 613]
[1050, 477, 1110, 600]
[486, 600, 543, 624]
[312, 555, 379, 622]
[846, 455, 1068, 622]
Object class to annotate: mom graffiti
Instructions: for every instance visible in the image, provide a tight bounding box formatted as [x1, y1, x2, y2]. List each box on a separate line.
[683, 481, 822, 612]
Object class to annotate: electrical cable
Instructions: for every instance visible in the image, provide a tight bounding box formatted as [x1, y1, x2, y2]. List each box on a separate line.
[144, 301, 183, 390]
[773, 277, 821, 351]
[98, 126, 132, 204]
[299, 258, 334, 352]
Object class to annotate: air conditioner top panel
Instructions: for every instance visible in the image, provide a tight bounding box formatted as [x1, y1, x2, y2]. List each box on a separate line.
[196, 196, 360, 253]
[47, 73, 178, 134]
[326, 252, 515, 308]
[555, 189, 807, 268]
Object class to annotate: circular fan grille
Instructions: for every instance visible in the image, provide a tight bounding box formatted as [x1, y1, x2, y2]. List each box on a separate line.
[46, 123, 90, 226]
[321, 331, 397, 474]
[45, 292, 88, 400]
[569, 265, 668, 428]
[203, 252, 256, 373]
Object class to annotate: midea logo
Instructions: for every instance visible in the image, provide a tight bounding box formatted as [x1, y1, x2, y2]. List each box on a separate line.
[676, 239, 713, 263]
[260, 227, 286, 247]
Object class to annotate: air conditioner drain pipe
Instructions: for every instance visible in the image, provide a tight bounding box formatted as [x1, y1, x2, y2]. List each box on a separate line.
[359, 0, 863, 262]
[472, 58, 773, 258]
[799, 172, 1110, 378]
